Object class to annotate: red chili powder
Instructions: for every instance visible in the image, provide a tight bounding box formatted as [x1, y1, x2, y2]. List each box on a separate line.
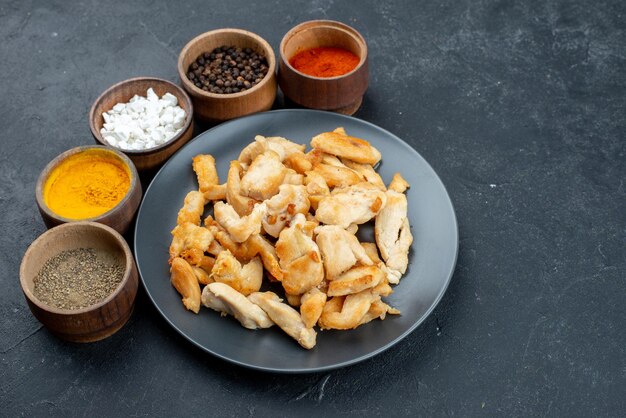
[289, 47, 360, 78]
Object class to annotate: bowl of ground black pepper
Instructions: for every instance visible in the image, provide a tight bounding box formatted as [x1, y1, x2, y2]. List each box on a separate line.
[177, 28, 277, 123]
[20, 221, 138, 342]
[278, 20, 369, 115]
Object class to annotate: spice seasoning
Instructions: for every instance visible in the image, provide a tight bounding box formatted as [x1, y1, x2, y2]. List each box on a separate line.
[100, 88, 187, 151]
[289, 47, 359, 78]
[33, 248, 125, 310]
[187, 46, 268, 94]
[43, 149, 131, 219]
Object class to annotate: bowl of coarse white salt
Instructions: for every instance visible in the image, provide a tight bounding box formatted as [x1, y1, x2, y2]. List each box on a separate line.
[89, 77, 194, 171]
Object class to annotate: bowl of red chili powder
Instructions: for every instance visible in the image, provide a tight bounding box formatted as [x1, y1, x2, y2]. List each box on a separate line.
[278, 20, 368, 115]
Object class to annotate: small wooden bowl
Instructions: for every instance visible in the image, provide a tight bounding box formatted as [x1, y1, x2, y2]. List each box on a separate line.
[20, 222, 139, 343]
[36, 146, 142, 235]
[278, 20, 369, 115]
[89, 77, 194, 171]
[177, 28, 277, 123]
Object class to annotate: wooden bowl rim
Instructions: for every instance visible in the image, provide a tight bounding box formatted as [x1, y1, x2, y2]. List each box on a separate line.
[177, 28, 277, 99]
[279, 19, 368, 80]
[19, 221, 136, 316]
[35, 145, 140, 225]
[88, 77, 194, 156]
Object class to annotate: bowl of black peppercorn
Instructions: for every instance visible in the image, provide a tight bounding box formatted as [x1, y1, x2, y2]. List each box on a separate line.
[178, 28, 277, 124]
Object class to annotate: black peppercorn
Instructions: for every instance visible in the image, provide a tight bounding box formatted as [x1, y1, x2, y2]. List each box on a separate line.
[187, 45, 268, 94]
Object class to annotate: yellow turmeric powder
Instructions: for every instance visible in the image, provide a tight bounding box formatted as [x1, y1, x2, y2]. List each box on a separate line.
[43, 149, 131, 219]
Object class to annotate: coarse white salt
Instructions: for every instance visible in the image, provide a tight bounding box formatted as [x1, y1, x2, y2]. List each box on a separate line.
[100, 88, 187, 151]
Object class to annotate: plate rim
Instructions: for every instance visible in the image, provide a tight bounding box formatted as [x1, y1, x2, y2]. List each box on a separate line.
[134, 109, 459, 374]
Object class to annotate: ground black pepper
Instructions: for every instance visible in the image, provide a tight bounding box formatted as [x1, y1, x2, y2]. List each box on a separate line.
[187, 46, 269, 94]
[33, 248, 125, 310]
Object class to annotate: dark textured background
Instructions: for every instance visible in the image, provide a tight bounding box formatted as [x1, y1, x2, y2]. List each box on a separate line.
[1, 0, 625, 416]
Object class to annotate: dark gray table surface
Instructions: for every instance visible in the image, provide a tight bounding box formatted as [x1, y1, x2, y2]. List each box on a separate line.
[1, 0, 624, 416]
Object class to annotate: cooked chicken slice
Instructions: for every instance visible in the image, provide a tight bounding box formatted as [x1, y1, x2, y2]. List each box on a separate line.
[214, 201, 267, 243]
[169, 222, 213, 261]
[311, 163, 362, 189]
[248, 291, 317, 349]
[196, 254, 216, 272]
[315, 182, 387, 229]
[285, 293, 301, 307]
[203, 183, 227, 201]
[284, 151, 312, 174]
[206, 215, 283, 281]
[388, 173, 410, 193]
[240, 151, 287, 201]
[170, 257, 201, 314]
[192, 266, 213, 285]
[318, 289, 380, 330]
[304, 215, 320, 233]
[311, 131, 382, 165]
[375, 190, 413, 279]
[309, 152, 363, 188]
[179, 248, 204, 266]
[180, 249, 214, 272]
[358, 299, 400, 326]
[327, 265, 385, 297]
[210, 250, 264, 296]
[302, 219, 319, 237]
[360, 242, 401, 285]
[300, 288, 327, 328]
[247, 234, 284, 280]
[207, 240, 225, 257]
[275, 214, 324, 295]
[346, 224, 359, 235]
[341, 159, 386, 190]
[360, 242, 381, 263]
[205, 216, 255, 261]
[238, 135, 306, 164]
[315, 225, 373, 278]
[262, 184, 310, 238]
[176, 191, 205, 226]
[371, 275, 394, 297]
[304, 170, 330, 210]
[192, 154, 219, 193]
[333, 127, 347, 135]
[282, 169, 304, 185]
[202, 282, 273, 329]
[226, 160, 258, 216]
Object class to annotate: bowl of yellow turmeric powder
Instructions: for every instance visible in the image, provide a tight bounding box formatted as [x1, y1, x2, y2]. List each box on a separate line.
[35, 146, 142, 235]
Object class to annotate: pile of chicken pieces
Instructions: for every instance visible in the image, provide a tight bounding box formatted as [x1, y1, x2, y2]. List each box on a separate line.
[168, 128, 413, 349]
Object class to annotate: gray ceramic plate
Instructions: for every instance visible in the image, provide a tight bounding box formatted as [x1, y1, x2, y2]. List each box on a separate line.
[134, 109, 458, 373]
